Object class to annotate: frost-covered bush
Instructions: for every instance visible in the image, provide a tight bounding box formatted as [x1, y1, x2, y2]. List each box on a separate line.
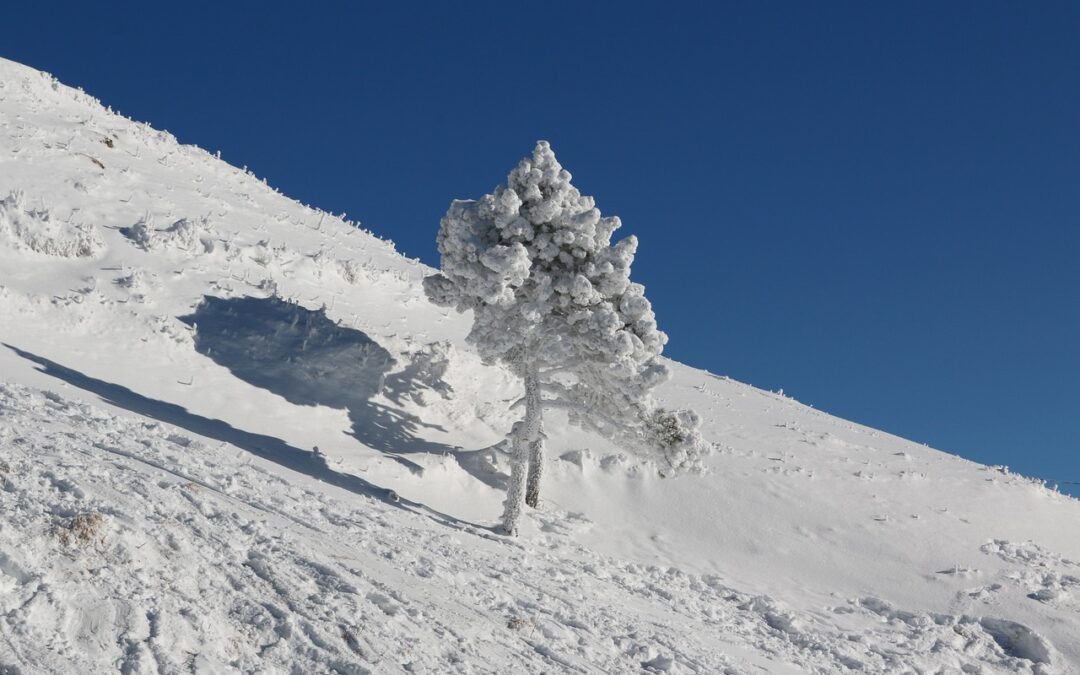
[161, 217, 214, 253]
[424, 142, 706, 534]
[336, 258, 380, 285]
[304, 251, 375, 286]
[644, 408, 707, 476]
[249, 238, 288, 267]
[0, 191, 104, 258]
[119, 215, 214, 253]
[119, 217, 155, 250]
[113, 268, 156, 301]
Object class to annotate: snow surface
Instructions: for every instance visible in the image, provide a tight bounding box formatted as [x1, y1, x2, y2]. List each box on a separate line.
[1, 56, 1078, 673]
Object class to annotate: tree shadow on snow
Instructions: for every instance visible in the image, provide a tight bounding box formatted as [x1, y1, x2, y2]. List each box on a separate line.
[175, 296, 511, 490]
[5, 344, 493, 534]
[177, 296, 462, 475]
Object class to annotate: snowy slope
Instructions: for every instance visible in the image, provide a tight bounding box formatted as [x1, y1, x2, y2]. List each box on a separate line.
[1, 56, 1079, 673]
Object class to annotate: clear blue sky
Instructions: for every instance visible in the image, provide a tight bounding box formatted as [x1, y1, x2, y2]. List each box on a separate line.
[5, 2, 1079, 491]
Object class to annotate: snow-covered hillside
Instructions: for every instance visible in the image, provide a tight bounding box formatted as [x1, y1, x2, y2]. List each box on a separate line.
[1, 56, 1078, 673]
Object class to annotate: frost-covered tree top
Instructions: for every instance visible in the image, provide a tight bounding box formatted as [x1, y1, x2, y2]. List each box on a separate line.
[425, 142, 705, 476]
[425, 141, 667, 374]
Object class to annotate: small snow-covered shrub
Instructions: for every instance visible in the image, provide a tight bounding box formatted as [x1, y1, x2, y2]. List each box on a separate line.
[119, 217, 155, 249]
[0, 191, 104, 258]
[113, 268, 156, 301]
[336, 258, 362, 284]
[119, 215, 214, 253]
[644, 407, 708, 476]
[160, 217, 214, 253]
[336, 258, 375, 285]
[249, 238, 288, 266]
[256, 276, 279, 296]
[114, 269, 145, 290]
[305, 249, 360, 284]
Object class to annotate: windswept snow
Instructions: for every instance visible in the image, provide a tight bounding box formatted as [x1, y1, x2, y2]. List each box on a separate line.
[1, 56, 1079, 673]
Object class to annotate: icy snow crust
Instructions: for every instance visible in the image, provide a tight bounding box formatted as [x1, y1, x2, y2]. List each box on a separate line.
[0, 57, 1078, 673]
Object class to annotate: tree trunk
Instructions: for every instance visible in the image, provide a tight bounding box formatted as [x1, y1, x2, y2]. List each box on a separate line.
[525, 428, 544, 508]
[500, 364, 544, 534]
[523, 366, 545, 507]
[499, 421, 529, 536]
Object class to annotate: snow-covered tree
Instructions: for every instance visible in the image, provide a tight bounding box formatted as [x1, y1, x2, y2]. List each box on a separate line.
[424, 141, 706, 535]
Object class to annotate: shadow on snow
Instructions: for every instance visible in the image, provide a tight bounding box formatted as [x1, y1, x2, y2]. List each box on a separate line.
[177, 295, 461, 474]
[176, 295, 509, 490]
[5, 343, 493, 534]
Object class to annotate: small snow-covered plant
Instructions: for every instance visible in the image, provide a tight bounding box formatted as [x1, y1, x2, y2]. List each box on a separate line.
[644, 407, 706, 476]
[119, 215, 156, 250]
[119, 215, 213, 253]
[424, 141, 706, 535]
[0, 190, 104, 258]
[335, 259, 366, 285]
[113, 268, 158, 302]
[160, 217, 214, 253]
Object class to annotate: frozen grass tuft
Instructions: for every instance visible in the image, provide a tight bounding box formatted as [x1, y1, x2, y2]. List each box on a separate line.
[55, 512, 105, 549]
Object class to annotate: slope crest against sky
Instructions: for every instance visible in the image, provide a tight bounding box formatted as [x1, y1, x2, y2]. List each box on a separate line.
[1, 2, 1078, 488]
